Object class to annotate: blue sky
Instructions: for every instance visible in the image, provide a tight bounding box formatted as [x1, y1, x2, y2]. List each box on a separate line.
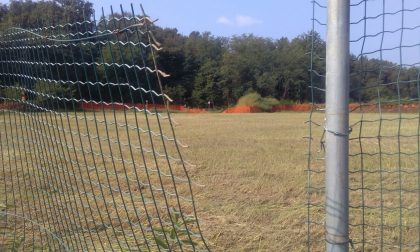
[89, 0, 313, 40]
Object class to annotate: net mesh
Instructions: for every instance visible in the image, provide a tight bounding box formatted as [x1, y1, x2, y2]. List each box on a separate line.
[0, 4, 209, 251]
[308, 0, 420, 250]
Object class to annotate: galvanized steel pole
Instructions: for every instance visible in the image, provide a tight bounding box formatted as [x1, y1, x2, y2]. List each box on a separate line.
[325, 0, 350, 251]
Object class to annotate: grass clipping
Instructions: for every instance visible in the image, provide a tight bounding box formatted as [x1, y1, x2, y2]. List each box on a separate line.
[236, 92, 280, 112]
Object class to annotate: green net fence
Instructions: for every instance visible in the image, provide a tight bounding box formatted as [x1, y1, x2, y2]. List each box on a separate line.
[308, 0, 420, 250]
[0, 3, 209, 251]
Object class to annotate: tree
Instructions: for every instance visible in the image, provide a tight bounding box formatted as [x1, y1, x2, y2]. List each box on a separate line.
[54, 0, 93, 23]
[1, 1, 411, 108]
[220, 35, 276, 103]
[33, 80, 75, 109]
[184, 31, 226, 106]
[275, 34, 311, 102]
[191, 59, 224, 106]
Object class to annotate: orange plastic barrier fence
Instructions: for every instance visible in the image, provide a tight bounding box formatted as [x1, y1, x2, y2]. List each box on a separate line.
[223, 106, 263, 113]
[271, 104, 312, 112]
[2, 101, 419, 113]
[78, 101, 207, 113]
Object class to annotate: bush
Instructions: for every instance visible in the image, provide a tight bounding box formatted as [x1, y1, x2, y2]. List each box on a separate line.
[2, 86, 22, 100]
[236, 92, 280, 111]
[33, 81, 75, 109]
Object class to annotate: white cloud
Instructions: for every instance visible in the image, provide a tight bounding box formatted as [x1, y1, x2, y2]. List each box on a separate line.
[217, 15, 262, 27]
[217, 16, 234, 26]
[235, 15, 262, 27]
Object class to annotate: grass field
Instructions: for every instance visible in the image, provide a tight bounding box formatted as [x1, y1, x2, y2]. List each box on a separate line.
[2, 110, 420, 251]
[165, 111, 420, 251]
[175, 113, 310, 251]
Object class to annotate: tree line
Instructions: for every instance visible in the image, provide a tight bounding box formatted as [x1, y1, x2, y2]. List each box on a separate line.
[0, 0, 418, 109]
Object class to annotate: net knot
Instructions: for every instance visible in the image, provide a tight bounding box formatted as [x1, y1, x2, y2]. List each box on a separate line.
[324, 126, 352, 136]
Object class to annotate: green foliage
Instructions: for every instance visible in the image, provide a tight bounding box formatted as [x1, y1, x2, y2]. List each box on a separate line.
[0, 1, 416, 108]
[6, 0, 92, 29]
[277, 99, 296, 105]
[33, 81, 75, 108]
[236, 92, 280, 111]
[191, 59, 224, 107]
[153, 207, 198, 250]
[2, 85, 22, 100]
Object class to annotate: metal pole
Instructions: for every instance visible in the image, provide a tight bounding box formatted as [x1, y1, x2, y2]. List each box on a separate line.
[325, 0, 350, 251]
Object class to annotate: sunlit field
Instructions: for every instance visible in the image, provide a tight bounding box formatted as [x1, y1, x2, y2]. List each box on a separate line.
[166, 112, 420, 251]
[176, 113, 310, 251]
[2, 111, 420, 251]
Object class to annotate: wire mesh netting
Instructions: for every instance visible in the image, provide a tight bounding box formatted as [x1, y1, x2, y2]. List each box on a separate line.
[308, 0, 420, 251]
[0, 4, 209, 251]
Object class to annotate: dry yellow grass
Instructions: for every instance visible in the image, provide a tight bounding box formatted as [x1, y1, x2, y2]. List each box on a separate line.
[174, 112, 310, 251]
[174, 112, 420, 251]
[307, 112, 420, 252]
[2, 111, 420, 251]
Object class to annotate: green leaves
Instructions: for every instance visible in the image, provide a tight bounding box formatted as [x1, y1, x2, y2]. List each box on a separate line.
[0, 1, 412, 107]
[33, 81, 75, 109]
[152, 207, 199, 250]
[6, 0, 93, 29]
[154, 237, 169, 250]
[236, 92, 281, 111]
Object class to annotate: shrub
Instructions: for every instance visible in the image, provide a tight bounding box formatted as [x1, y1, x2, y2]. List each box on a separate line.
[33, 81, 75, 109]
[236, 92, 280, 111]
[2, 86, 22, 100]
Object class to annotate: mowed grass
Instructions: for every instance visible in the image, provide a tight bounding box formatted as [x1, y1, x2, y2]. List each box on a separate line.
[0, 111, 311, 251]
[174, 112, 420, 251]
[173, 112, 310, 251]
[2, 111, 420, 251]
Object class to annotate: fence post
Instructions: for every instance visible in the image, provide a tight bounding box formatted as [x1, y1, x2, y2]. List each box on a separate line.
[325, 0, 350, 251]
